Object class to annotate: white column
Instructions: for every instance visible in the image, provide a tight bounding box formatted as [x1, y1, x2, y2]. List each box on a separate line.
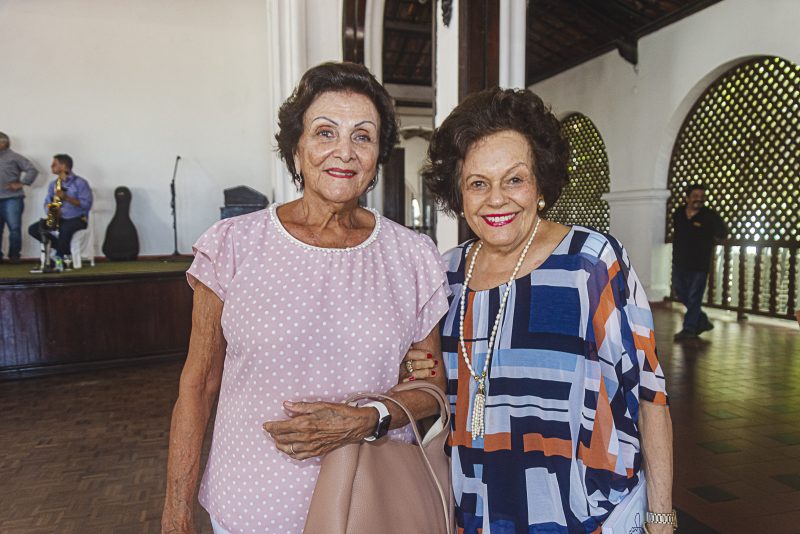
[266, 0, 344, 204]
[499, 0, 526, 89]
[364, 0, 385, 82]
[602, 188, 672, 301]
[499, 0, 510, 86]
[434, 0, 460, 251]
[266, 0, 307, 204]
[364, 0, 386, 212]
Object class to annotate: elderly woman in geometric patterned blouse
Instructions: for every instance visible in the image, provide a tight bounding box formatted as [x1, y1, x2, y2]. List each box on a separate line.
[404, 87, 675, 534]
[162, 62, 449, 534]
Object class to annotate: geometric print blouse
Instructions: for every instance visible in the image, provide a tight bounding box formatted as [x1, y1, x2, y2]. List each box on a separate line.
[440, 227, 669, 534]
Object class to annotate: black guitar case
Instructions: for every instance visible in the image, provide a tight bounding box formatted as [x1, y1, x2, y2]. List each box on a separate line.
[102, 186, 140, 261]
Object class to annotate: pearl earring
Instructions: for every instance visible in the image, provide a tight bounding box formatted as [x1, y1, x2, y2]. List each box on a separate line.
[537, 198, 546, 211]
[460, 211, 465, 218]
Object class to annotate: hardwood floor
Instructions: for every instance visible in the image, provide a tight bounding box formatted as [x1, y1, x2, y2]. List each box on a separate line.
[0, 306, 798, 533]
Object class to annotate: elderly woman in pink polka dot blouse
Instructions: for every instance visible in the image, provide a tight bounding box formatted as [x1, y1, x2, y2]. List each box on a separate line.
[161, 62, 451, 534]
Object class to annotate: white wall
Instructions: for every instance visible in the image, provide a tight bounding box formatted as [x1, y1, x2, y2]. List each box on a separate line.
[530, 0, 800, 299]
[1, 0, 271, 258]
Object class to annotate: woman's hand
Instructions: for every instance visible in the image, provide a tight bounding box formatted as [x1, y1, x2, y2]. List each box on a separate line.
[262, 401, 378, 460]
[644, 523, 674, 534]
[160, 503, 194, 534]
[265, 332, 446, 460]
[399, 348, 439, 382]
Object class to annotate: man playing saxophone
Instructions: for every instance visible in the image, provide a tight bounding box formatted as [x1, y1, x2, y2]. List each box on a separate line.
[28, 154, 93, 270]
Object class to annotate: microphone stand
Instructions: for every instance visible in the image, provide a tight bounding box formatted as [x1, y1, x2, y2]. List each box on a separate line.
[170, 155, 181, 256]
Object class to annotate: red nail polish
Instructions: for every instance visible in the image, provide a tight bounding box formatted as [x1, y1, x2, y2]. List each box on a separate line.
[431, 370, 436, 376]
[434, 360, 439, 367]
[409, 376, 416, 381]
[427, 353, 433, 359]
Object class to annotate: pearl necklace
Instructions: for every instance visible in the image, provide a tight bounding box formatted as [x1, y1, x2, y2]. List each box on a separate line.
[459, 216, 541, 440]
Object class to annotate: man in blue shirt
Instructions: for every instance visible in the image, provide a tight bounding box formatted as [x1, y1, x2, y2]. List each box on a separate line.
[0, 132, 39, 263]
[28, 154, 93, 266]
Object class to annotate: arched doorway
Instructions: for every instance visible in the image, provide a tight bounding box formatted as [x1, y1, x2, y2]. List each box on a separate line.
[342, 0, 436, 240]
[666, 56, 799, 320]
[548, 113, 610, 233]
[382, 0, 435, 239]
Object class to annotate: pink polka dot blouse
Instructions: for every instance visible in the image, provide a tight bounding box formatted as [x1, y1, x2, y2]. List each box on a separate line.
[186, 204, 450, 533]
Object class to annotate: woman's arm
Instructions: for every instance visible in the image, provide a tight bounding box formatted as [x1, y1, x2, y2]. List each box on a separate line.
[262, 328, 445, 459]
[161, 282, 227, 534]
[639, 400, 675, 534]
[381, 327, 446, 426]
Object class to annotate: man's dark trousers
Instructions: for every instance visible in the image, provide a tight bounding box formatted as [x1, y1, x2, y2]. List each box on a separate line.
[0, 197, 24, 261]
[28, 217, 87, 258]
[672, 269, 709, 334]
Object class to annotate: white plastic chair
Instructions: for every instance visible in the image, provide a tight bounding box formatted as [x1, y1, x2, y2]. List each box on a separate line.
[70, 215, 97, 269]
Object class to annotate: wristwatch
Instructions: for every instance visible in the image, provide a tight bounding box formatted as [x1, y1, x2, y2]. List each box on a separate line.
[362, 401, 391, 442]
[646, 509, 678, 530]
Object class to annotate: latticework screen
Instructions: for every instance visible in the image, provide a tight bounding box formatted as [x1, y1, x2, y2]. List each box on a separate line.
[548, 113, 610, 232]
[666, 56, 800, 243]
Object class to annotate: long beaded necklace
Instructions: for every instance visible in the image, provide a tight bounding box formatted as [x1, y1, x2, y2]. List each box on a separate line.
[459, 216, 541, 440]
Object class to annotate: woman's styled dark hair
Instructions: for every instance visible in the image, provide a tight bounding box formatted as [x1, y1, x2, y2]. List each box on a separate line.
[275, 62, 399, 190]
[422, 87, 570, 216]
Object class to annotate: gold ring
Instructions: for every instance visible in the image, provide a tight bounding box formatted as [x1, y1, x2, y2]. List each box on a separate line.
[405, 360, 414, 374]
[289, 444, 296, 456]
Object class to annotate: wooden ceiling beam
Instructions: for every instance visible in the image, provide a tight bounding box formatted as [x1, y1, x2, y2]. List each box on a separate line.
[384, 20, 431, 35]
[598, 0, 652, 26]
[572, 0, 633, 36]
[528, 41, 567, 61]
[527, 35, 570, 60]
[633, 0, 722, 37]
[525, 0, 722, 84]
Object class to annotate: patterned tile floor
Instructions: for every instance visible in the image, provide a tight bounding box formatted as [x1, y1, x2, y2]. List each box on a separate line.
[0, 305, 798, 533]
[655, 305, 800, 533]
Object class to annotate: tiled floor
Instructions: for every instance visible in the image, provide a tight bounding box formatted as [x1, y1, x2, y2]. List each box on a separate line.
[0, 305, 798, 533]
[654, 305, 800, 533]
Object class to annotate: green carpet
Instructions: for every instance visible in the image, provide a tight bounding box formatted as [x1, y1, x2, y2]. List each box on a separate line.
[0, 258, 192, 281]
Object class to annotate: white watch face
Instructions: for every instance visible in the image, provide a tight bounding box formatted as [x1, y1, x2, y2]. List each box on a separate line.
[363, 401, 391, 439]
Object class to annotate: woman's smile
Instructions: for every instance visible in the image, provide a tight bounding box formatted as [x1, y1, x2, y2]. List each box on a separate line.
[325, 167, 357, 178]
[481, 212, 517, 227]
[460, 130, 540, 251]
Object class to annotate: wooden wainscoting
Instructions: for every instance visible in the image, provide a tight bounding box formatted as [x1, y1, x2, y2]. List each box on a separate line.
[0, 271, 192, 378]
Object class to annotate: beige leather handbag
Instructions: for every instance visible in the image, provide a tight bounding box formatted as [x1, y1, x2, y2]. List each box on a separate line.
[303, 381, 453, 534]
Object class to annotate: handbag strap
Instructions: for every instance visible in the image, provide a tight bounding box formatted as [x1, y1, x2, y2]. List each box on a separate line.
[346, 382, 450, 446]
[345, 382, 451, 533]
[390, 380, 450, 424]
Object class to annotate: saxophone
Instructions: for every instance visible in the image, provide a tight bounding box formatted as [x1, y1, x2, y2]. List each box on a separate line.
[45, 175, 63, 230]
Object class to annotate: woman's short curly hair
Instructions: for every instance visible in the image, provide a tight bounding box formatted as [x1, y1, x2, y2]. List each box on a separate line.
[422, 87, 569, 216]
[276, 62, 399, 191]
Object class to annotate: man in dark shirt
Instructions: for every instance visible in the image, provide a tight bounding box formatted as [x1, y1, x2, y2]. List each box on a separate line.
[671, 184, 727, 340]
